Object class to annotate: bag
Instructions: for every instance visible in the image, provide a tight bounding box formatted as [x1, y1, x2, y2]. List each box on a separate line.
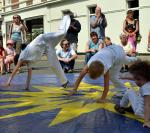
[136, 33, 142, 44]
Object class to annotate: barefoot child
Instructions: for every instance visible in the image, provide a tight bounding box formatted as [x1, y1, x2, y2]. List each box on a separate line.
[69, 37, 137, 102]
[114, 60, 150, 128]
[5, 40, 16, 73]
[7, 15, 71, 90]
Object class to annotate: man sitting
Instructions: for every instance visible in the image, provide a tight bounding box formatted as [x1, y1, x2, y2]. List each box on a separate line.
[56, 39, 77, 73]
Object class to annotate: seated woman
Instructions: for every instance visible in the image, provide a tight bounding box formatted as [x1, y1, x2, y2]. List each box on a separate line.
[56, 39, 77, 73]
[5, 40, 16, 73]
[85, 32, 104, 64]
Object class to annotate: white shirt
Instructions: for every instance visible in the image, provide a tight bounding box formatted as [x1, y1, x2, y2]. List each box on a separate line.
[87, 44, 125, 74]
[56, 48, 76, 59]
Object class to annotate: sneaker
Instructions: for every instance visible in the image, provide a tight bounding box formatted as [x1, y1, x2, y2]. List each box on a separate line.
[124, 106, 134, 113]
[114, 104, 126, 114]
[63, 67, 69, 73]
[61, 81, 69, 88]
[68, 69, 73, 73]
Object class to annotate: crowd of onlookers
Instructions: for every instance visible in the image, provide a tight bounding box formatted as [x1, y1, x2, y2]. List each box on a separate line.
[0, 5, 150, 75]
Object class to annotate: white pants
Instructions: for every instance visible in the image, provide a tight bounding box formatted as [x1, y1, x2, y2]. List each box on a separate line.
[109, 46, 137, 94]
[42, 15, 71, 84]
[120, 89, 143, 117]
[46, 48, 68, 84]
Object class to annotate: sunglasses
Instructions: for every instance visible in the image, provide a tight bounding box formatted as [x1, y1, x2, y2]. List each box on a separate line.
[63, 43, 69, 45]
[13, 17, 19, 19]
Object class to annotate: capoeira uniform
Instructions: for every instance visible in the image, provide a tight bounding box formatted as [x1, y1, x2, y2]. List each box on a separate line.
[120, 82, 150, 117]
[88, 44, 137, 95]
[19, 15, 71, 85]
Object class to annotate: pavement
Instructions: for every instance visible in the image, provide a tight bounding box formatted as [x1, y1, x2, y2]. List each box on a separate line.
[0, 55, 150, 133]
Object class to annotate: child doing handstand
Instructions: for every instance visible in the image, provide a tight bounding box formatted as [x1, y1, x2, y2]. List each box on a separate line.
[7, 15, 71, 90]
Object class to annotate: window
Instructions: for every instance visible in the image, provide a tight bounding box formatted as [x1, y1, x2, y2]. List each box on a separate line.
[127, 0, 139, 8]
[89, 6, 96, 15]
[88, 5, 96, 35]
[127, 0, 139, 19]
[26, 17, 44, 42]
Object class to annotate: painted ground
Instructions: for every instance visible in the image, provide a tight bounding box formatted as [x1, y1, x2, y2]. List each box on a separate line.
[0, 73, 150, 133]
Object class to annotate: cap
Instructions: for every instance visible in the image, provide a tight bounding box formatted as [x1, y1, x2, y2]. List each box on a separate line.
[7, 40, 14, 45]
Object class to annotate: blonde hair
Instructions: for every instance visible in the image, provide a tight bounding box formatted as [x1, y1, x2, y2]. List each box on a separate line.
[88, 61, 104, 79]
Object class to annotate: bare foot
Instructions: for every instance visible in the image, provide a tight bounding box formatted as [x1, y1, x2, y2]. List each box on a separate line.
[5, 82, 10, 86]
[96, 98, 110, 103]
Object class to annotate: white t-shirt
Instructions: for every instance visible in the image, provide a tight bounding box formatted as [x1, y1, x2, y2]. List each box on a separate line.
[135, 82, 150, 117]
[121, 44, 132, 54]
[56, 48, 76, 59]
[87, 44, 125, 74]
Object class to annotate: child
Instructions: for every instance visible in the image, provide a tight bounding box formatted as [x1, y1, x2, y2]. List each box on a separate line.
[120, 33, 136, 72]
[56, 39, 77, 73]
[114, 60, 150, 128]
[127, 26, 137, 52]
[0, 42, 6, 75]
[69, 37, 137, 102]
[5, 40, 16, 73]
[7, 15, 71, 90]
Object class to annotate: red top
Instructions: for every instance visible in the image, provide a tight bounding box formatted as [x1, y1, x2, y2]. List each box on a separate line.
[0, 47, 5, 57]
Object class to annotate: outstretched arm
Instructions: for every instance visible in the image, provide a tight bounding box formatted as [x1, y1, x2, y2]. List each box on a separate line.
[69, 65, 88, 95]
[97, 70, 109, 103]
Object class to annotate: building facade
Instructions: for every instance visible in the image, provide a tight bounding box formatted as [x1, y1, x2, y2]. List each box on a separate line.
[1, 0, 150, 53]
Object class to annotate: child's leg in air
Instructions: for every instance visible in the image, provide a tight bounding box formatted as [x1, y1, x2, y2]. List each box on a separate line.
[42, 15, 70, 47]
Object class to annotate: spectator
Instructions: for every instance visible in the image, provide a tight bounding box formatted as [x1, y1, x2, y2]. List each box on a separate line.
[120, 33, 136, 72]
[65, 11, 81, 52]
[120, 33, 136, 56]
[0, 42, 6, 75]
[85, 32, 104, 64]
[147, 30, 150, 52]
[5, 40, 16, 73]
[56, 39, 77, 73]
[90, 6, 107, 40]
[8, 15, 27, 65]
[123, 10, 139, 52]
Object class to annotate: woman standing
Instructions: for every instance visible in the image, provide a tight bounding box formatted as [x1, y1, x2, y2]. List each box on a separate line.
[8, 15, 27, 65]
[123, 10, 139, 52]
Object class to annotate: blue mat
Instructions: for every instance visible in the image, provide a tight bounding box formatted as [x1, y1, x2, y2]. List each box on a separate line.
[0, 73, 150, 133]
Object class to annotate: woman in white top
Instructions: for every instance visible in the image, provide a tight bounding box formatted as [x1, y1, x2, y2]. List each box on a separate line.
[7, 15, 71, 90]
